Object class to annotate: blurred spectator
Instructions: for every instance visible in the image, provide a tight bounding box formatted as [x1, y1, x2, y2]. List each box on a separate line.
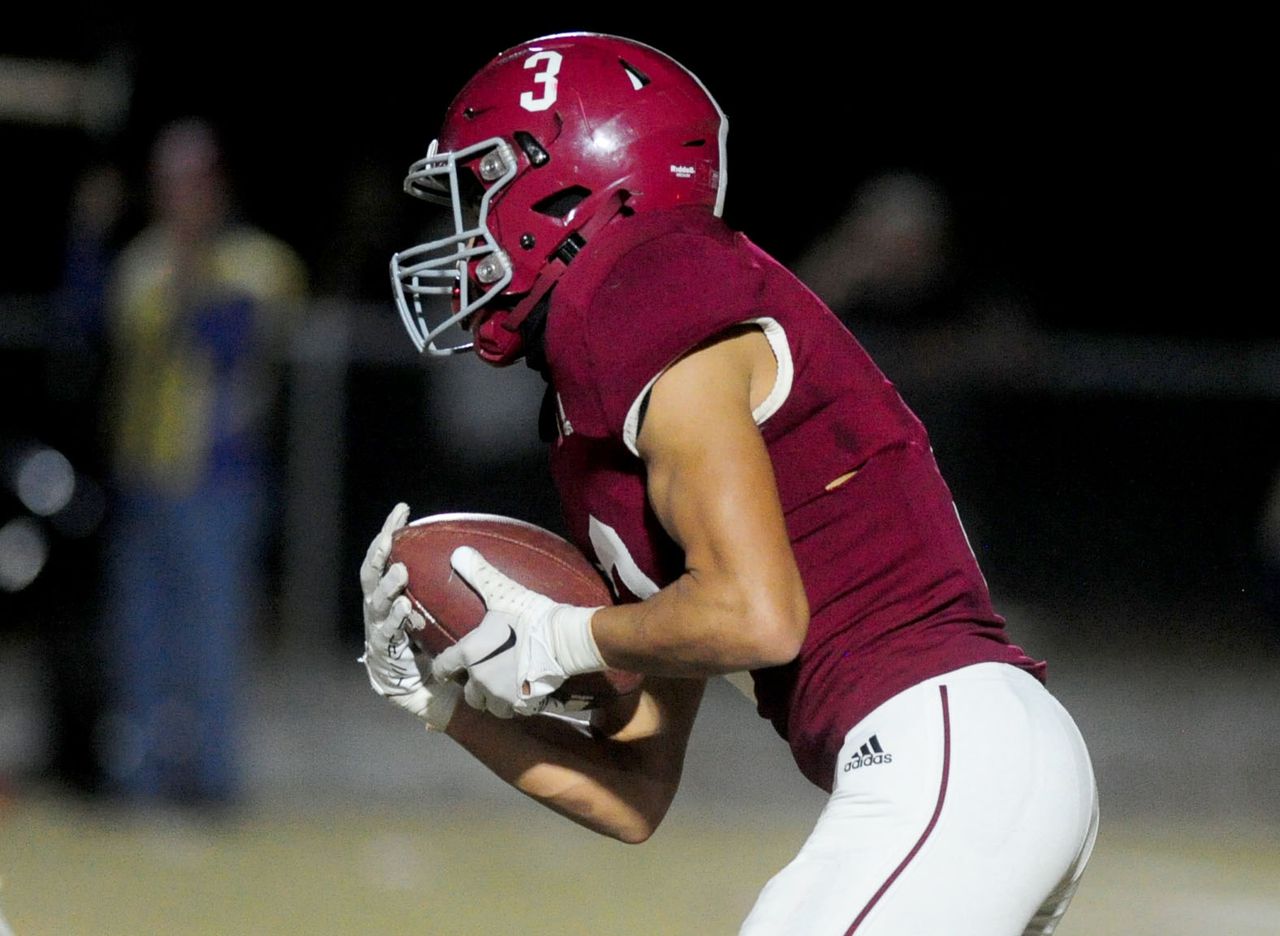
[791, 169, 1042, 374]
[98, 119, 306, 807]
[56, 165, 126, 359]
[792, 171, 955, 327]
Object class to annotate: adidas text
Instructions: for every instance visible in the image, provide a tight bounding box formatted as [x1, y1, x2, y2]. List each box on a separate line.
[843, 752, 893, 771]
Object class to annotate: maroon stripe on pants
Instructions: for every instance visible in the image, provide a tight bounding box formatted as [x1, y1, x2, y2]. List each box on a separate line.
[845, 685, 952, 934]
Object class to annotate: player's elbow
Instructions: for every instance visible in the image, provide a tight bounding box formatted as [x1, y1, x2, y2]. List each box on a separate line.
[558, 777, 675, 845]
[613, 780, 678, 845]
[614, 817, 657, 845]
[743, 586, 809, 667]
[750, 612, 808, 667]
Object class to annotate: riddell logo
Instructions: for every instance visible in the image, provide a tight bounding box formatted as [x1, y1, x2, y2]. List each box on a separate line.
[843, 734, 892, 771]
[669, 164, 696, 179]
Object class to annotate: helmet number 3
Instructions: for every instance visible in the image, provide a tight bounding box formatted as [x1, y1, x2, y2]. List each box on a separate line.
[520, 51, 562, 113]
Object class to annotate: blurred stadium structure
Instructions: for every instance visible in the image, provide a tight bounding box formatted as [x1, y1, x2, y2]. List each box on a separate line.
[2, 18, 1277, 935]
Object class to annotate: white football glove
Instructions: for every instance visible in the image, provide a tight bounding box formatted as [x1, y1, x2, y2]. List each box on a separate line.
[360, 503, 460, 731]
[432, 546, 606, 718]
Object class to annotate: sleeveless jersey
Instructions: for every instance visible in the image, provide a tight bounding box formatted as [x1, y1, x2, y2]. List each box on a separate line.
[541, 207, 1044, 790]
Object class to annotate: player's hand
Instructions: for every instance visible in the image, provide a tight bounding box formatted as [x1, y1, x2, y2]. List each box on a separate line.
[360, 502, 409, 599]
[432, 546, 605, 718]
[360, 504, 459, 730]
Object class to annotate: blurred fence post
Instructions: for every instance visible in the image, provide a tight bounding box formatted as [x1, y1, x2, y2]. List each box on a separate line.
[281, 302, 350, 656]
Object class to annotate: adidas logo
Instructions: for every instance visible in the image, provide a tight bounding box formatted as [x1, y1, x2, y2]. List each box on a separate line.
[843, 734, 892, 772]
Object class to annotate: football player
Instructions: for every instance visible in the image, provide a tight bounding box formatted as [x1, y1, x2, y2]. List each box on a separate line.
[361, 33, 1098, 935]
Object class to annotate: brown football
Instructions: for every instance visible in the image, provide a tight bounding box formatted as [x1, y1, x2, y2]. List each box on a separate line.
[389, 513, 643, 709]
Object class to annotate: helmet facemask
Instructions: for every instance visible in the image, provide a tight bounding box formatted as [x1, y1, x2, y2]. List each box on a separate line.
[390, 137, 519, 355]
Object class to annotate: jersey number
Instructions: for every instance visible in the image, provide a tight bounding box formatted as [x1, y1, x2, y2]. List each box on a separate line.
[520, 51, 562, 113]
[588, 516, 658, 600]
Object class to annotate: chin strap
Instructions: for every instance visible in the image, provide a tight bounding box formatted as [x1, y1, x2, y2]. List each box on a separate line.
[500, 190, 630, 341]
[520, 291, 554, 377]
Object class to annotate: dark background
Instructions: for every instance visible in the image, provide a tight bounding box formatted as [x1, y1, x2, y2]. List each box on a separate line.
[1, 20, 1276, 934]
[5, 15, 1260, 331]
[2, 15, 1274, 651]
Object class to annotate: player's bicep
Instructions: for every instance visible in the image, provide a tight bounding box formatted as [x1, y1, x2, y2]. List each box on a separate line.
[592, 676, 705, 823]
[636, 329, 808, 655]
[547, 676, 704, 838]
[448, 676, 704, 843]
[590, 675, 705, 745]
[638, 329, 770, 549]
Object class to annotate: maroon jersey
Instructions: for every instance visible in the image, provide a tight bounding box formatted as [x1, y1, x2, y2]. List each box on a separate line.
[543, 207, 1044, 790]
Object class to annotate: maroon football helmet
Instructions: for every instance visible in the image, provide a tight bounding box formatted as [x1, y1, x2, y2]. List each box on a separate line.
[390, 33, 728, 364]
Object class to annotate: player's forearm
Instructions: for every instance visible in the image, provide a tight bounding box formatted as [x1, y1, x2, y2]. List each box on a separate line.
[443, 683, 697, 844]
[590, 566, 808, 677]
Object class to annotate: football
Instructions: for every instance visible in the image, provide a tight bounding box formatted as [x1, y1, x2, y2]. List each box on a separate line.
[389, 512, 643, 709]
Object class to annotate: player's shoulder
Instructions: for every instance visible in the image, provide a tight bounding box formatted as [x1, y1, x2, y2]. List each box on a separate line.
[546, 209, 770, 438]
[597, 210, 753, 307]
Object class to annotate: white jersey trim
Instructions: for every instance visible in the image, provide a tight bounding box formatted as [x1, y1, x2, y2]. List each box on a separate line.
[621, 316, 795, 457]
[749, 316, 794, 426]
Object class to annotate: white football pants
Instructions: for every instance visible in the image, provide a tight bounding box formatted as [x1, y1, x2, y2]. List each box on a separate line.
[740, 662, 1098, 936]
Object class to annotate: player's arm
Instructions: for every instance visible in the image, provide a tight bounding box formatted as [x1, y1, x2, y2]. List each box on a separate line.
[362, 506, 701, 844]
[589, 326, 810, 675]
[431, 327, 807, 713]
[442, 675, 705, 844]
